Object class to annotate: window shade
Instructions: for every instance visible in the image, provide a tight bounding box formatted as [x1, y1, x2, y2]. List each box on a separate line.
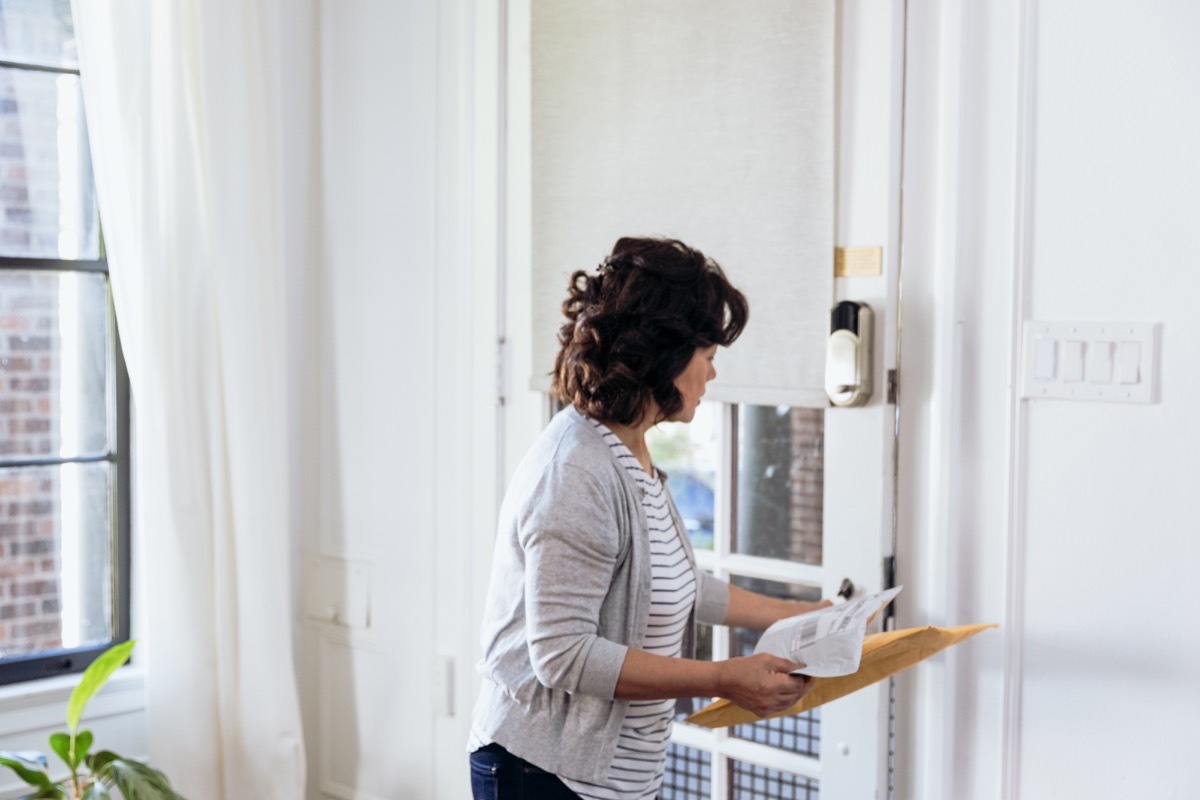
[530, 0, 835, 408]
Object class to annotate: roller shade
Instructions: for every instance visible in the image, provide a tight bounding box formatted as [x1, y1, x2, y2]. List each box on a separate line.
[530, 0, 835, 408]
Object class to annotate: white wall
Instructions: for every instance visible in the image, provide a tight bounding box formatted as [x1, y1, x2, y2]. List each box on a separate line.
[300, 0, 440, 795]
[896, 2, 1200, 798]
[1017, 2, 1200, 796]
[296, 1, 495, 798]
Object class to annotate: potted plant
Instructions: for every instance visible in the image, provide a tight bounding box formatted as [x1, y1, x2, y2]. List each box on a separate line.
[0, 640, 183, 799]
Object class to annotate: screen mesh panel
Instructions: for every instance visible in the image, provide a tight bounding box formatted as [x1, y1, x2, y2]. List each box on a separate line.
[663, 743, 711, 800]
[732, 707, 821, 759]
[730, 759, 819, 800]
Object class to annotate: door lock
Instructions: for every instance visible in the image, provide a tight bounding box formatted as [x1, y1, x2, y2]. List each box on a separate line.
[826, 301, 874, 407]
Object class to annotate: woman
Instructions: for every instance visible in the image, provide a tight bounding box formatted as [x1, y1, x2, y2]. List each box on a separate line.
[469, 237, 829, 799]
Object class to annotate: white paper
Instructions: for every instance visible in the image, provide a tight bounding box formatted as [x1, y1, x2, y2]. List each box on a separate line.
[753, 586, 903, 678]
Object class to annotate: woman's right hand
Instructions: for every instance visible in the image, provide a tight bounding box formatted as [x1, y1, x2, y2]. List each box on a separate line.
[715, 654, 814, 718]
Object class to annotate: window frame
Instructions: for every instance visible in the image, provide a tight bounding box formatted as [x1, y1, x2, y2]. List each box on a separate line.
[0, 55, 131, 686]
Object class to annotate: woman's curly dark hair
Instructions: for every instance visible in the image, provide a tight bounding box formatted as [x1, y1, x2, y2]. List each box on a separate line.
[551, 236, 749, 426]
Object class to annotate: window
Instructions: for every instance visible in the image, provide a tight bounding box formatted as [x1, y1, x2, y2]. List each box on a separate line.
[0, 0, 129, 685]
[649, 402, 826, 798]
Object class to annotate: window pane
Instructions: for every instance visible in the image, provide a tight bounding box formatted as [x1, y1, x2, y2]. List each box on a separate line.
[0, 66, 98, 259]
[728, 575, 822, 757]
[0, 462, 113, 658]
[728, 575, 821, 663]
[0, 0, 77, 70]
[733, 405, 823, 564]
[728, 759, 819, 800]
[647, 402, 719, 550]
[733, 706, 821, 759]
[662, 744, 711, 800]
[1, 270, 110, 461]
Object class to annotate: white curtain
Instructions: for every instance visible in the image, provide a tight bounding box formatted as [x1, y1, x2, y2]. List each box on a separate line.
[71, 2, 306, 797]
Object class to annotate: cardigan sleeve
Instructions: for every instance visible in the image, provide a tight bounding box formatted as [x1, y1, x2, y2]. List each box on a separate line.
[518, 461, 630, 700]
[694, 570, 730, 626]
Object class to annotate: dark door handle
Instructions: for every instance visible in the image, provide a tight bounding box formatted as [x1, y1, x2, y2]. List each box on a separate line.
[837, 577, 855, 601]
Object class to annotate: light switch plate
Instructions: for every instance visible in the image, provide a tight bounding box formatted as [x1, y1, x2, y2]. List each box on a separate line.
[1021, 321, 1159, 403]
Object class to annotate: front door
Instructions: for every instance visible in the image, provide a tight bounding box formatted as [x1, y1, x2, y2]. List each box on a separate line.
[504, 2, 907, 798]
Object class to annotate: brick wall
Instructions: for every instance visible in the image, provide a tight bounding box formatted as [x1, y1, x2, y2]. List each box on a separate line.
[0, 271, 64, 658]
[0, 46, 74, 660]
[787, 408, 824, 566]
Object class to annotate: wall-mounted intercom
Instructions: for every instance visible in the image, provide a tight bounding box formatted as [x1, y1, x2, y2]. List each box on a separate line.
[825, 301, 873, 407]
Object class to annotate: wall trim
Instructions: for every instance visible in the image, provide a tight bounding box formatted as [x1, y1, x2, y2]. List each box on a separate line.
[1000, 0, 1038, 797]
[901, 2, 966, 797]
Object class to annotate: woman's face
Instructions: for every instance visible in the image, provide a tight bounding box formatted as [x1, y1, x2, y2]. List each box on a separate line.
[669, 345, 718, 423]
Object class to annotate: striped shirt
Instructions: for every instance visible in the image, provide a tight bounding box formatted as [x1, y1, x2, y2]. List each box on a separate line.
[561, 419, 697, 800]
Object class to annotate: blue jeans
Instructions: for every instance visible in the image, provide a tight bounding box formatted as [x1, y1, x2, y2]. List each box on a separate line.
[469, 743, 581, 799]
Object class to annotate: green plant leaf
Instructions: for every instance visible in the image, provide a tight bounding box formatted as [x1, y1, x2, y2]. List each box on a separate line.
[51, 729, 95, 771]
[87, 749, 116, 782]
[67, 641, 135, 734]
[91, 752, 180, 800]
[0, 753, 54, 789]
[75, 729, 94, 768]
[47, 733, 70, 769]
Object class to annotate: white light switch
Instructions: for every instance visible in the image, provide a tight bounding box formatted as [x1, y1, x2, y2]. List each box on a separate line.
[1061, 340, 1085, 382]
[1033, 338, 1057, 381]
[1088, 340, 1113, 383]
[1117, 341, 1141, 384]
[1022, 321, 1158, 403]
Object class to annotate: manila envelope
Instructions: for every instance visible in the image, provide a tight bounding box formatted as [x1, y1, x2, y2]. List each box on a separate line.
[685, 623, 997, 729]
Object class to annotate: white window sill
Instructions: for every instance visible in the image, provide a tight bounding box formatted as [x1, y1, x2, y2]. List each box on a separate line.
[0, 666, 146, 738]
[0, 667, 148, 799]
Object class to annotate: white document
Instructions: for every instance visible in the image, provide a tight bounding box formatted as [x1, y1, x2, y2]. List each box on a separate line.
[753, 586, 903, 678]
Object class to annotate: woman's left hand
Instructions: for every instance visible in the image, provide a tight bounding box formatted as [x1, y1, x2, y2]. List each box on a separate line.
[715, 654, 816, 717]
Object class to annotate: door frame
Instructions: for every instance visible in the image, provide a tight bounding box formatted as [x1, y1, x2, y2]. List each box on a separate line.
[490, 1, 908, 797]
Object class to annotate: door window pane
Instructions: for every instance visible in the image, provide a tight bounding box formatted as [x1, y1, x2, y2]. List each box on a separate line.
[733, 405, 823, 564]
[0, 0, 77, 69]
[0, 66, 99, 259]
[1, 270, 112, 460]
[0, 461, 114, 658]
[733, 708, 821, 760]
[729, 759, 819, 800]
[647, 402, 719, 550]
[662, 744, 711, 800]
[728, 575, 822, 756]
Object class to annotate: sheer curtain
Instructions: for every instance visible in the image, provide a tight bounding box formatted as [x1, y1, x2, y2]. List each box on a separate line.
[71, 2, 305, 797]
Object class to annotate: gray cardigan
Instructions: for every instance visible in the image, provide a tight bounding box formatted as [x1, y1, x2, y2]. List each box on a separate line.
[470, 406, 730, 782]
